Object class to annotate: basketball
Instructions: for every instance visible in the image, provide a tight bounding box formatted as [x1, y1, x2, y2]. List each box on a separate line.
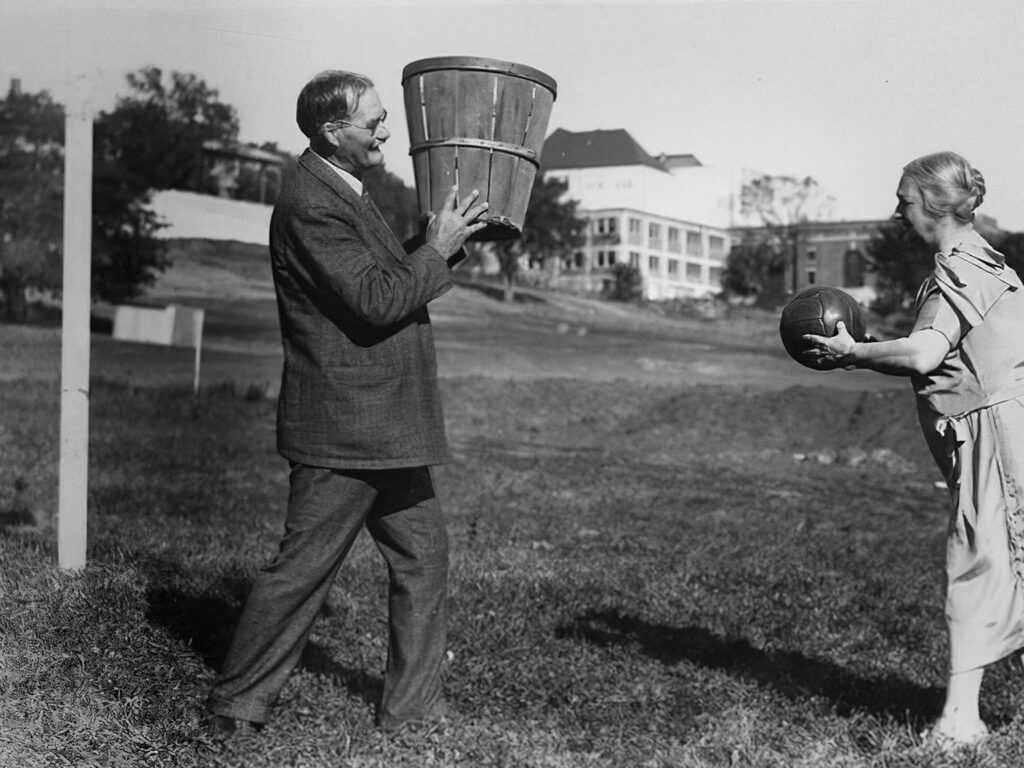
[779, 287, 866, 370]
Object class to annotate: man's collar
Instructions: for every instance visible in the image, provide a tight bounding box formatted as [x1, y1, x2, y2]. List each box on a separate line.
[311, 151, 363, 196]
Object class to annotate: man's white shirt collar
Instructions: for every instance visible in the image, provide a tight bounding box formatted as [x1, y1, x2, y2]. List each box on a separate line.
[313, 152, 363, 196]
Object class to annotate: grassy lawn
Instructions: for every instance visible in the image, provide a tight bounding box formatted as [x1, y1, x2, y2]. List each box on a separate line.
[3, 247, 1023, 766]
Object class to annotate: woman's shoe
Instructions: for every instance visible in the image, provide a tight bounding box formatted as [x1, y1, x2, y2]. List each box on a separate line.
[921, 717, 989, 751]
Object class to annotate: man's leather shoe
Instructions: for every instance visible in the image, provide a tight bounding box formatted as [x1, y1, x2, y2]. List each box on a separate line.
[210, 714, 263, 739]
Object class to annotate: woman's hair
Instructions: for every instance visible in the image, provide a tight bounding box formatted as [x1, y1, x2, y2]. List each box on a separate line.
[901, 151, 986, 222]
[296, 71, 374, 139]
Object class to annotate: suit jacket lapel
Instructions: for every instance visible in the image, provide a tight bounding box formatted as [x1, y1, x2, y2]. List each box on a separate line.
[297, 150, 404, 261]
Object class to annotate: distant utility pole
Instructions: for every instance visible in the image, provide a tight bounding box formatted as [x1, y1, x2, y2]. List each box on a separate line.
[58, 75, 93, 570]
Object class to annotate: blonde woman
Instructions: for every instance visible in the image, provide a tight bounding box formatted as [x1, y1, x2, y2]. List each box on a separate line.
[805, 151, 1024, 746]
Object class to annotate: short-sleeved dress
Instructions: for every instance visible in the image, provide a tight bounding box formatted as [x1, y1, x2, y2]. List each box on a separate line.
[912, 236, 1024, 673]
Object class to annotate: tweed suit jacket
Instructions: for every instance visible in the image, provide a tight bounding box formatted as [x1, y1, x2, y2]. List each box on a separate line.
[269, 149, 454, 469]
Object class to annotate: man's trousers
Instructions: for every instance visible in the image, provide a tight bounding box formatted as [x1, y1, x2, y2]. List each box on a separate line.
[206, 464, 449, 730]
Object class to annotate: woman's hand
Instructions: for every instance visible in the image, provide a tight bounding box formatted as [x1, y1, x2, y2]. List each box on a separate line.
[802, 320, 857, 369]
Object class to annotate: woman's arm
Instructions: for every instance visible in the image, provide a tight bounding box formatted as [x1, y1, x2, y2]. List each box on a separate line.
[803, 322, 950, 376]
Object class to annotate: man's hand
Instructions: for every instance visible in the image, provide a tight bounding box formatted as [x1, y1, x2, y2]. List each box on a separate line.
[425, 187, 489, 259]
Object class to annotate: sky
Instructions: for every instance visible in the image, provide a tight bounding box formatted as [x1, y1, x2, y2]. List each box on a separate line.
[5, 0, 1024, 229]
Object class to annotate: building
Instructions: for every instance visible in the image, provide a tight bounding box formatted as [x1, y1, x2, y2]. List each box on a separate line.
[736, 212, 1005, 305]
[734, 219, 888, 304]
[198, 140, 289, 204]
[540, 128, 736, 300]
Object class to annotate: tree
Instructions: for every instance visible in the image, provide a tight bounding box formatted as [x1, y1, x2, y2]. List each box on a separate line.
[90, 136, 169, 304]
[730, 173, 834, 304]
[720, 239, 787, 307]
[605, 263, 642, 302]
[3, 76, 173, 321]
[363, 165, 421, 242]
[97, 66, 239, 192]
[491, 174, 586, 301]
[863, 221, 933, 316]
[993, 231, 1024, 278]
[738, 173, 835, 228]
[0, 81, 65, 322]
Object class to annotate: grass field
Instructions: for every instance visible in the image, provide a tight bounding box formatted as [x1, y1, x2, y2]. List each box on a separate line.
[2, 240, 1022, 767]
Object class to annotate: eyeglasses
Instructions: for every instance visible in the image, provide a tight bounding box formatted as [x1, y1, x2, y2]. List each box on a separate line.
[332, 109, 388, 135]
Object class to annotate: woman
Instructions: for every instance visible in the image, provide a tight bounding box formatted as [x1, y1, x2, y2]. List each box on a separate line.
[805, 151, 1024, 746]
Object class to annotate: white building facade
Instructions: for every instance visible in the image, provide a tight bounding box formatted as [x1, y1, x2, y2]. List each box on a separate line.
[540, 129, 737, 300]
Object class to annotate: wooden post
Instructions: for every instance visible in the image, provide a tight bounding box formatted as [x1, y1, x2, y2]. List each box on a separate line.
[58, 79, 93, 570]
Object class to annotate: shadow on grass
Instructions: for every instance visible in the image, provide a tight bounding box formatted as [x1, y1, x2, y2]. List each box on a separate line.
[145, 586, 382, 708]
[557, 610, 946, 727]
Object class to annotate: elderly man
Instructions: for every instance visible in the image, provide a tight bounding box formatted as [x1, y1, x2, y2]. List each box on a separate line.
[206, 70, 487, 735]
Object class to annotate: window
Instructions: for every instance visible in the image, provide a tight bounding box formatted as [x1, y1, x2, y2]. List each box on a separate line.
[607, 250, 617, 266]
[709, 266, 723, 285]
[575, 252, 585, 269]
[596, 250, 605, 267]
[667, 227, 681, 253]
[844, 249, 865, 287]
[648, 255, 660, 274]
[807, 269, 817, 285]
[686, 231, 702, 256]
[708, 235, 725, 257]
[648, 223, 662, 249]
[628, 218, 643, 245]
[667, 259, 679, 277]
[629, 251, 640, 268]
[686, 262, 702, 281]
[806, 248, 817, 261]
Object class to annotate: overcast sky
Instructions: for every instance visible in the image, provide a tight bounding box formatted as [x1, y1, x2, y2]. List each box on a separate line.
[5, 0, 1023, 229]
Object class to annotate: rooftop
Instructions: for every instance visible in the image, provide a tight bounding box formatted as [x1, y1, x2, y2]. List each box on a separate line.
[541, 128, 670, 173]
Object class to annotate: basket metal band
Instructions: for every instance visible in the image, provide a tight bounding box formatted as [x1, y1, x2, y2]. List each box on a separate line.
[408, 138, 539, 165]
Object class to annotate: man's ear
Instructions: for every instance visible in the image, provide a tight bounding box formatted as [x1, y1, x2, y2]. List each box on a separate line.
[318, 126, 340, 149]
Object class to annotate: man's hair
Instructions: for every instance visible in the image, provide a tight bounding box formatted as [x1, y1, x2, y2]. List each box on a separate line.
[296, 70, 374, 139]
[902, 151, 986, 223]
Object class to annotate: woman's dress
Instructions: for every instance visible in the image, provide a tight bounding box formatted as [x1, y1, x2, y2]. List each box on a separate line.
[912, 236, 1024, 673]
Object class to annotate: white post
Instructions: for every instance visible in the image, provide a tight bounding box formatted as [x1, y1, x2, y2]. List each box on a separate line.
[58, 79, 93, 570]
[192, 308, 205, 395]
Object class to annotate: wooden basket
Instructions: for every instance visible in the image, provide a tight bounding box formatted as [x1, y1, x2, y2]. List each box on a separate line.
[402, 56, 557, 241]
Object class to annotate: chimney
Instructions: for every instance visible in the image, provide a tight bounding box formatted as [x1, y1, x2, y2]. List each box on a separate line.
[9, 78, 21, 97]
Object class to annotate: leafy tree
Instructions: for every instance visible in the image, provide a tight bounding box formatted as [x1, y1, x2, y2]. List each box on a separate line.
[492, 174, 586, 301]
[863, 221, 932, 315]
[97, 66, 239, 192]
[2, 77, 172, 322]
[993, 230, 1024, 277]
[720, 239, 787, 307]
[605, 263, 642, 302]
[729, 173, 833, 305]
[363, 165, 421, 241]
[0, 81, 64, 322]
[90, 134, 169, 304]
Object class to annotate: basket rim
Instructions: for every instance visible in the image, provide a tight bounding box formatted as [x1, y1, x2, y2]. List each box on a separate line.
[401, 56, 557, 98]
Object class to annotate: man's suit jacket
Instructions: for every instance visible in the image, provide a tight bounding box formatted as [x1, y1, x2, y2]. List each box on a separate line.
[269, 149, 453, 469]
